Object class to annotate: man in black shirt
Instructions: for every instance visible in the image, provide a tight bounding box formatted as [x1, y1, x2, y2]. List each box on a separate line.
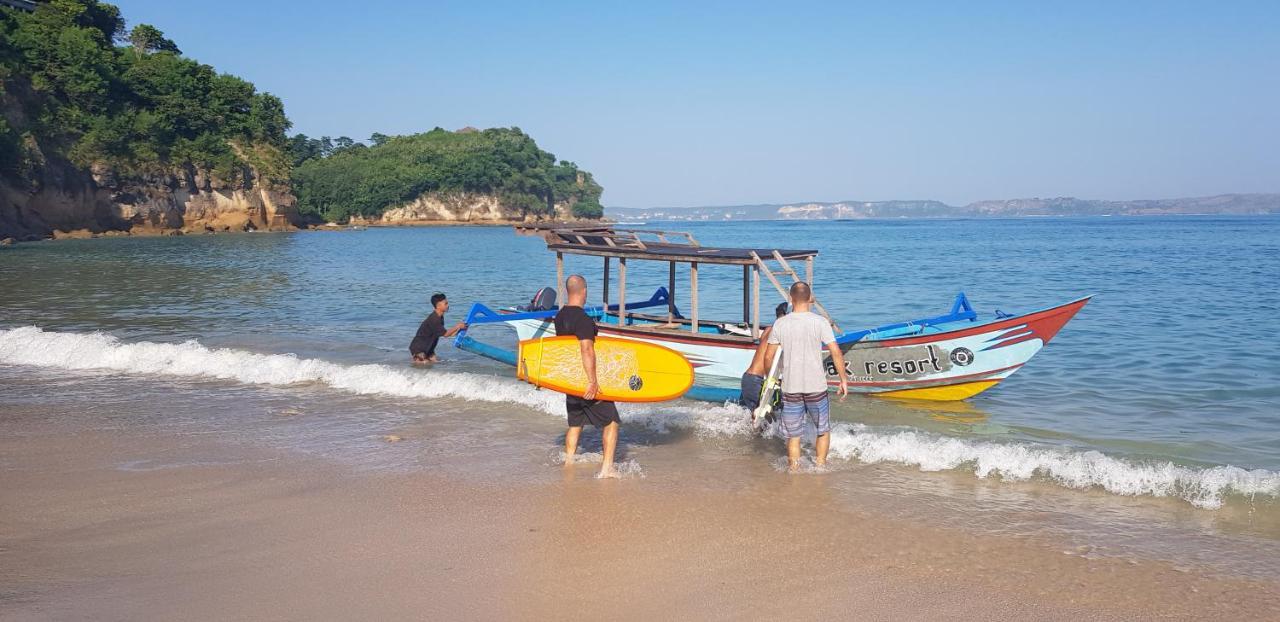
[555, 274, 620, 478]
[410, 292, 467, 363]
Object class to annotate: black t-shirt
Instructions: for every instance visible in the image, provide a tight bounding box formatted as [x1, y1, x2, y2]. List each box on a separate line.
[553, 306, 597, 342]
[554, 305, 612, 407]
[410, 312, 446, 357]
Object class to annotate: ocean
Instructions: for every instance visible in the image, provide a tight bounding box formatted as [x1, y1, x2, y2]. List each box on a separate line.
[2, 216, 1278, 577]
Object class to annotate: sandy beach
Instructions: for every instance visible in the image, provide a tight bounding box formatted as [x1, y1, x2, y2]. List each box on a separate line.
[3, 417, 1277, 622]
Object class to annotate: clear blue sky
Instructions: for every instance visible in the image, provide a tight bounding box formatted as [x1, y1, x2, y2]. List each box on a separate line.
[115, 1, 1279, 207]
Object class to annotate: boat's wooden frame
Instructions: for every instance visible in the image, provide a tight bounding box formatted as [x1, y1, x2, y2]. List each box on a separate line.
[515, 223, 827, 340]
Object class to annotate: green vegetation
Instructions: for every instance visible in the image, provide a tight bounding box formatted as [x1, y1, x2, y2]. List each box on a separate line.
[0, 0, 605, 223]
[0, 0, 289, 184]
[291, 127, 604, 223]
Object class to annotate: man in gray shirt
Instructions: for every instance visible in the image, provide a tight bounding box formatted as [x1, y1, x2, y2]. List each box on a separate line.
[763, 282, 849, 471]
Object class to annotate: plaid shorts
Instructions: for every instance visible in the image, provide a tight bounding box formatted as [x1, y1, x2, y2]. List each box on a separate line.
[780, 392, 830, 438]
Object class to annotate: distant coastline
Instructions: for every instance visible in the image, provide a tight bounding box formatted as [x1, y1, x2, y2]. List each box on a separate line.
[609, 193, 1280, 221]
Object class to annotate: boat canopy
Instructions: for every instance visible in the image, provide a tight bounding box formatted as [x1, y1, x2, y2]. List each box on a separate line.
[516, 224, 818, 266]
[514, 224, 835, 339]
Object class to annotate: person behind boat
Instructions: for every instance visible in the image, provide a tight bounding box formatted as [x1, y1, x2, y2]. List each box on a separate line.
[761, 282, 849, 471]
[555, 274, 620, 478]
[410, 292, 467, 363]
[739, 302, 790, 414]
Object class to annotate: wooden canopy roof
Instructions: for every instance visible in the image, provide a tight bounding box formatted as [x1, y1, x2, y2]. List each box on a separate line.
[515, 224, 818, 266]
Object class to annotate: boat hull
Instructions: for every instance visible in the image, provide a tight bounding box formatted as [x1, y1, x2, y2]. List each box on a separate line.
[831, 297, 1089, 399]
[500, 296, 1089, 402]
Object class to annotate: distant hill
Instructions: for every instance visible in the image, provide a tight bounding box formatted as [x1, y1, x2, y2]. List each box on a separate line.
[609, 194, 1280, 221]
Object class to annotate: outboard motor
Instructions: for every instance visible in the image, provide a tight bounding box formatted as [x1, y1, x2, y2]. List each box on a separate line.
[523, 286, 557, 311]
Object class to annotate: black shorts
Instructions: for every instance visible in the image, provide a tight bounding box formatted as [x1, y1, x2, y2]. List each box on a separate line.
[566, 395, 620, 428]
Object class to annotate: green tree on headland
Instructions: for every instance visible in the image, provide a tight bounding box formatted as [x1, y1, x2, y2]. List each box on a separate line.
[0, 0, 289, 183]
[128, 24, 179, 55]
[291, 127, 605, 223]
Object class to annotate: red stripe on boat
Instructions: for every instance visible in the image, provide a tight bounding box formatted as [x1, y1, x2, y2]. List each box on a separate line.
[872, 297, 1091, 348]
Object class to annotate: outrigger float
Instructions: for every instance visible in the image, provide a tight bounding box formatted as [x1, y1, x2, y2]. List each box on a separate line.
[454, 225, 1090, 402]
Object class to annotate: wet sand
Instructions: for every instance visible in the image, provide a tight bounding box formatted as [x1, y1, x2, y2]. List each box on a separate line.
[3, 426, 1278, 621]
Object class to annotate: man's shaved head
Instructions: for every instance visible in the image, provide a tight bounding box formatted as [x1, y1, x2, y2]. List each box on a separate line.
[789, 281, 812, 303]
[566, 274, 587, 295]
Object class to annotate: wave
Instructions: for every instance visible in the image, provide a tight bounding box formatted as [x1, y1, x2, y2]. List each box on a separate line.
[0, 326, 746, 429]
[826, 424, 1280, 509]
[0, 325, 566, 414]
[2, 326, 1277, 509]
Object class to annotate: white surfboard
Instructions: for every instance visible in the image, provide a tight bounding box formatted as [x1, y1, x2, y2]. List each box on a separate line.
[752, 347, 782, 427]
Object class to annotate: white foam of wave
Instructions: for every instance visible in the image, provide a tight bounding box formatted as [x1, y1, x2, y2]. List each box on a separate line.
[0, 326, 567, 413]
[4, 326, 1278, 508]
[552, 452, 646, 479]
[0, 326, 751, 431]
[827, 423, 1280, 509]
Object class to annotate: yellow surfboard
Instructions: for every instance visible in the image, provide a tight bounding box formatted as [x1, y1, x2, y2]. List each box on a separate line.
[517, 336, 694, 403]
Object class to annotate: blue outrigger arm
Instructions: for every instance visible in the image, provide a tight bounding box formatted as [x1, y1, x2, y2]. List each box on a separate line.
[452, 303, 553, 360]
[834, 292, 977, 345]
[453, 287, 676, 355]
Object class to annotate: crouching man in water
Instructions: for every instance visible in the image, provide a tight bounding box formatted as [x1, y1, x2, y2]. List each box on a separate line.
[761, 282, 849, 471]
[410, 292, 468, 363]
[556, 275, 620, 478]
[740, 302, 790, 417]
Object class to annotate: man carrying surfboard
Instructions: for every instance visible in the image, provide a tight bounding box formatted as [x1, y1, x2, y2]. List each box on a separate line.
[740, 302, 789, 415]
[555, 275, 620, 478]
[761, 282, 849, 472]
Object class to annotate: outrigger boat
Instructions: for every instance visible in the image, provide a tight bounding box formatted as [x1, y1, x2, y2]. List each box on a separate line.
[454, 225, 1090, 402]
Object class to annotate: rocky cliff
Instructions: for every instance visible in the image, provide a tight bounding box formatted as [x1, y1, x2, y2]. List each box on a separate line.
[350, 191, 589, 225]
[364, 192, 507, 224]
[0, 155, 298, 241]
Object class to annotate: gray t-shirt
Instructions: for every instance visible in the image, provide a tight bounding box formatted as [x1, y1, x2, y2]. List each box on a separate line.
[768, 310, 837, 394]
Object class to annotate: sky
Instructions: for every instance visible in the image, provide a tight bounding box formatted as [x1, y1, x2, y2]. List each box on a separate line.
[113, 1, 1279, 207]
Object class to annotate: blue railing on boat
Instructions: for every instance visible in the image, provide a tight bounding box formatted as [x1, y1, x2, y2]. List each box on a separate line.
[834, 292, 976, 345]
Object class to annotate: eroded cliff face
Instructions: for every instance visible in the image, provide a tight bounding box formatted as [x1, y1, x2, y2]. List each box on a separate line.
[0, 158, 299, 240]
[372, 192, 505, 223]
[358, 191, 581, 224]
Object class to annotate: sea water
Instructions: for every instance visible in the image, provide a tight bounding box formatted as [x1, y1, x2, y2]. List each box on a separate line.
[2, 217, 1278, 575]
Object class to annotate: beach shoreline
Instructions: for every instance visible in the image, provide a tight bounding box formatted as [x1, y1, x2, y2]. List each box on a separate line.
[3, 418, 1277, 621]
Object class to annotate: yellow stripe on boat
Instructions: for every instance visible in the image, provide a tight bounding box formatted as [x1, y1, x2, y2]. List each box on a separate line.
[877, 380, 1001, 401]
[517, 335, 694, 403]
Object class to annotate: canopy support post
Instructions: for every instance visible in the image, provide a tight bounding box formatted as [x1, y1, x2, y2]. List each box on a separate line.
[556, 252, 564, 308]
[668, 261, 676, 322]
[618, 257, 627, 326]
[742, 265, 750, 325]
[805, 257, 814, 285]
[752, 265, 761, 339]
[602, 257, 610, 307]
[690, 262, 699, 333]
